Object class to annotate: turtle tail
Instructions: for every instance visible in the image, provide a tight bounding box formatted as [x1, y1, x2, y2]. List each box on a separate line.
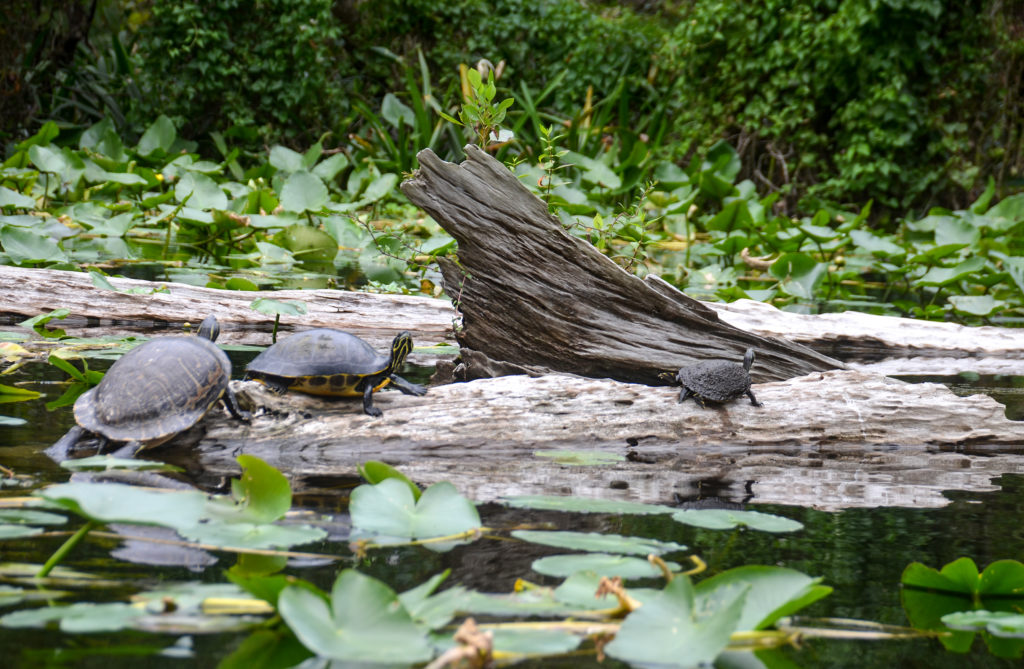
[388, 331, 414, 375]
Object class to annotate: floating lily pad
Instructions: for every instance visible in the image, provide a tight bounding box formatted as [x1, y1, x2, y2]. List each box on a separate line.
[278, 569, 433, 663]
[532, 449, 625, 465]
[0, 601, 144, 632]
[502, 495, 675, 516]
[512, 530, 685, 556]
[671, 509, 804, 533]
[695, 566, 832, 631]
[531, 553, 680, 579]
[605, 575, 747, 666]
[60, 455, 182, 472]
[350, 479, 481, 551]
[38, 482, 207, 532]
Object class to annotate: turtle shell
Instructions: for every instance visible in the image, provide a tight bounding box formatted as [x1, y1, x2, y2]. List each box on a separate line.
[74, 336, 231, 445]
[244, 329, 391, 397]
[676, 359, 752, 402]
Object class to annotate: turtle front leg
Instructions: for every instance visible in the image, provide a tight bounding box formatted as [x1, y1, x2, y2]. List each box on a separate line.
[222, 387, 252, 422]
[389, 375, 427, 396]
[678, 387, 693, 404]
[746, 389, 762, 407]
[362, 384, 383, 418]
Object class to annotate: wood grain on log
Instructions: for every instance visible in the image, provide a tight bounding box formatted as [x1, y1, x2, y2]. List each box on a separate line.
[400, 145, 842, 383]
[177, 371, 1024, 510]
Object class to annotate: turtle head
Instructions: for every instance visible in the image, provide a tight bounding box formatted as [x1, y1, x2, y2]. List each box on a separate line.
[388, 331, 414, 373]
[197, 315, 220, 342]
[742, 348, 756, 372]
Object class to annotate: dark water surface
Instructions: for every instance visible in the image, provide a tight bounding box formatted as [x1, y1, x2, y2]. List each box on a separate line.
[2, 351, 1024, 668]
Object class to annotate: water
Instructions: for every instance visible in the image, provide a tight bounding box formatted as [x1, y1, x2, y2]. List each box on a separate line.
[2, 350, 1024, 667]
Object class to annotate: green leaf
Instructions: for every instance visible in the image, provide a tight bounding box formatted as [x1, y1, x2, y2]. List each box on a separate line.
[38, 482, 207, 532]
[0, 383, 40, 401]
[934, 216, 980, 246]
[59, 455, 181, 473]
[278, 570, 433, 663]
[531, 553, 680, 579]
[948, 295, 1004, 316]
[280, 172, 328, 213]
[21, 309, 70, 338]
[249, 298, 308, 317]
[532, 449, 625, 465]
[175, 172, 228, 210]
[943, 611, 1024, 638]
[225, 277, 259, 291]
[695, 566, 831, 630]
[381, 93, 416, 128]
[850, 229, 906, 258]
[502, 494, 675, 516]
[228, 455, 292, 524]
[137, 115, 177, 157]
[357, 460, 421, 501]
[349, 479, 481, 550]
[269, 145, 305, 173]
[706, 199, 753, 232]
[0, 416, 26, 427]
[513, 530, 685, 556]
[0, 602, 143, 632]
[672, 509, 804, 533]
[357, 172, 398, 204]
[0, 186, 35, 209]
[485, 627, 582, 655]
[312, 153, 349, 182]
[605, 575, 747, 666]
[971, 176, 996, 213]
[181, 521, 325, 551]
[917, 257, 986, 287]
[0, 226, 66, 265]
[1003, 257, 1024, 294]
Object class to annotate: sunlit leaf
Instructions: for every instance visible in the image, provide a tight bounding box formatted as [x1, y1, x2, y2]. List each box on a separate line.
[0, 226, 66, 265]
[250, 298, 308, 318]
[532, 449, 625, 465]
[269, 145, 305, 173]
[357, 460, 421, 501]
[916, 257, 986, 286]
[0, 187, 35, 209]
[280, 172, 328, 213]
[175, 171, 228, 210]
[59, 455, 180, 472]
[502, 494, 675, 516]
[695, 566, 831, 631]
[0, 383, 40, 402]
[38, 482, 207, 532]
[225, 455, 292, 524]
[0, 602, 143, 632]
[605, 575, 746, 666]
[350, 479, 481, 551]
[948, 295, 1005, 316]
[671, 509, 804, 533]
[531, 553, 680, 579]
[137, 115, 176, 157]
[278, 570, 433, 663]
[0, 525, 43, 539]
[312, 152, 349, 182]
[512, 530, 685, 556]
[943, 610, 1024, 638]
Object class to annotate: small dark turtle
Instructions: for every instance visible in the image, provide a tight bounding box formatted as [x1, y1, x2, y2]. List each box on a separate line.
[244, 329, 427, 417]
[54, 315, 249, 456]
[674, 348, 762, 408]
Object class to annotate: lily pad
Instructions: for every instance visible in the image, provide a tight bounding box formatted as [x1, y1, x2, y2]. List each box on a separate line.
[278, 569, 433, 663]
[695, 566, 832, 631]
[671, 509, 804, 533]
[531, 553, 681, 579]
[512, 530, 685, 556]
[605, 575, 747, 667]
[502, 495, 675, 516]
[349, 479, 481, 551]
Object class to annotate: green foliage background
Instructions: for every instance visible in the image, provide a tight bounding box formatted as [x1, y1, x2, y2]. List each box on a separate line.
[3, 0, 1022, 215]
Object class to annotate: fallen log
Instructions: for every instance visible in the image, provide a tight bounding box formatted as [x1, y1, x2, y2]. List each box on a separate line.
[400, 145, 842, 383]
[173, 371, 1024, 510]
[0, 265, 456, 349]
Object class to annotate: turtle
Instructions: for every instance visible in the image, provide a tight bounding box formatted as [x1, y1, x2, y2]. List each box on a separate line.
[673, 348, 762, 408]
[244, 329, 427, 417]
[51, 315, 250, 457]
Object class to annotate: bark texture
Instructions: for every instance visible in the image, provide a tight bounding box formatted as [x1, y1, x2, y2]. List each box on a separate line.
[400, 145, 841, 384]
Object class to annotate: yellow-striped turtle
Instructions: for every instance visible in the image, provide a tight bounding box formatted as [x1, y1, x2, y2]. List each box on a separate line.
[674, 348, 762, 408]
[244, 329, 426, 417]
[58, 315, 249, 454]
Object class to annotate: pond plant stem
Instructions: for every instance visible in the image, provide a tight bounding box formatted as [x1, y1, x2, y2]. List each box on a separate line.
[37, 520, 97, 578]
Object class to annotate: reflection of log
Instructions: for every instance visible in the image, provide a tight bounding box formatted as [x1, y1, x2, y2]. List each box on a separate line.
[0, 265, 456, 349]
[401, 146, 842, 383]
[174, 371, 1024, 510]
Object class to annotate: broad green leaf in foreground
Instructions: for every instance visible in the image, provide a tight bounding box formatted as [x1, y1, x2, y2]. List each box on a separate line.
[695, 566, 832, 631]
[672, 509, 804, 533]
[358, 460, 421, 501]
[278, 570, 433, 663]
[349, 479, 480, 550]
[512, 530, 685, 556]
[605, 575, 747, 666]
[280, 171, 328, 213]
[38, 482, 207, 532]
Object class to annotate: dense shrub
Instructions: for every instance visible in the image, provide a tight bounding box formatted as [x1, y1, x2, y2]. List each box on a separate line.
[131, 0, 348, 145]
[658, 0, 1022, 218]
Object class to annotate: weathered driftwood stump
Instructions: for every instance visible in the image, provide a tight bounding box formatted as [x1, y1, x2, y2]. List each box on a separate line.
[401, 145, 841, 384]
